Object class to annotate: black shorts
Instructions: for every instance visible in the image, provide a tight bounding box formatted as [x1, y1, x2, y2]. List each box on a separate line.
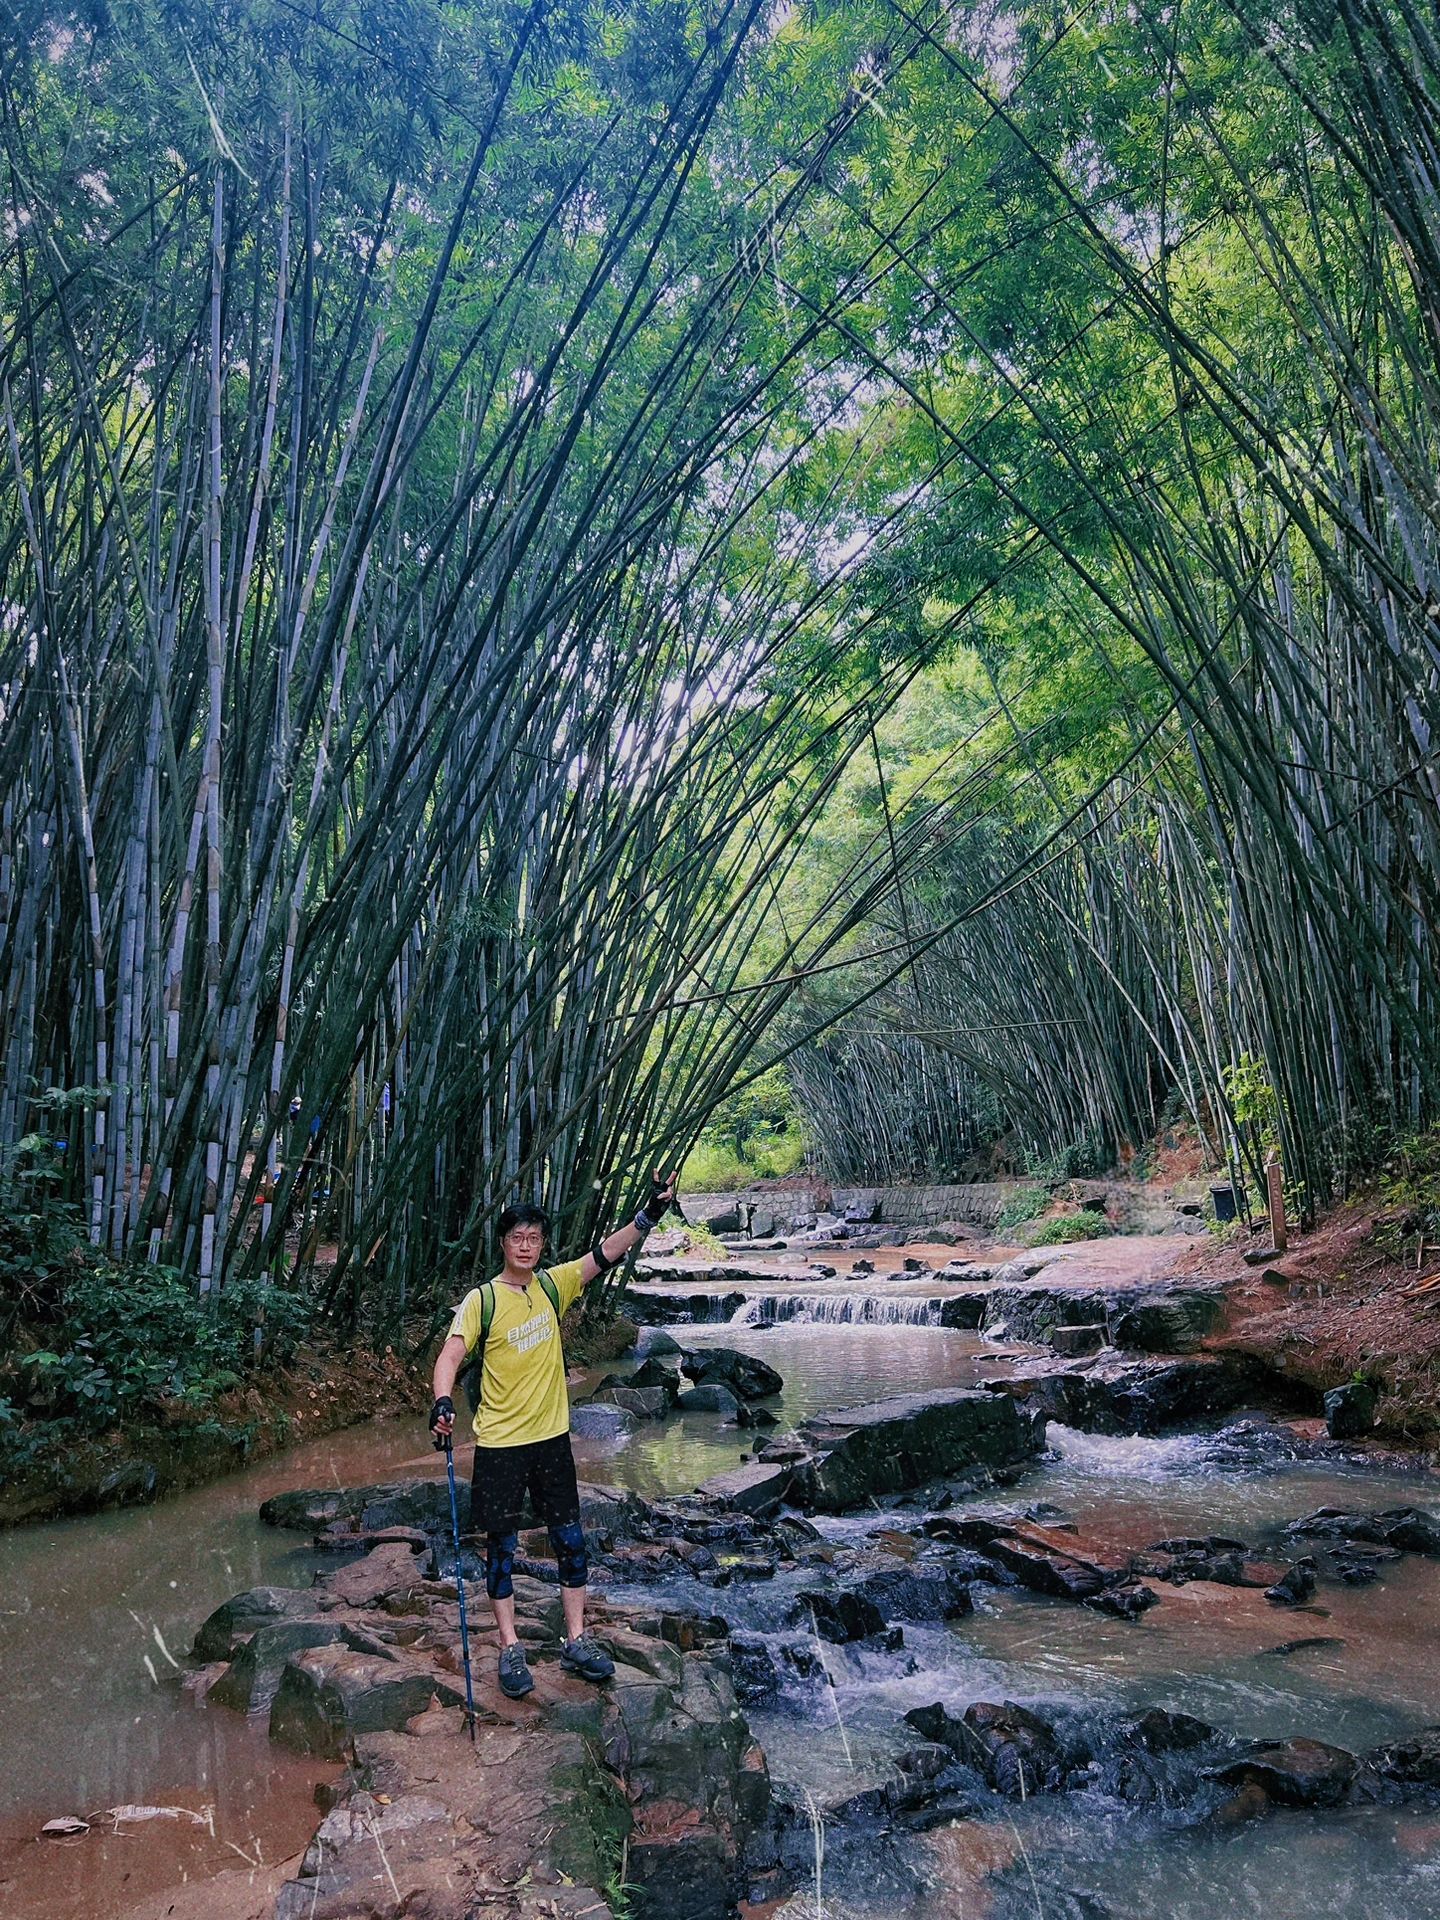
[470, 1430, 581, 1535]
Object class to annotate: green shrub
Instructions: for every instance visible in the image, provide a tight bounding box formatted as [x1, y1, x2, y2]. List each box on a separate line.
[681, 1141, 754, 1192]
[996, 1184, 1048, 1230]
[1, 1168, 311, 1445]
[1026, 1211, 1111, 1246]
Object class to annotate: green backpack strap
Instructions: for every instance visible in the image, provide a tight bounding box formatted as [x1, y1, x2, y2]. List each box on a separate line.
[459, 1281, 496, 1418]
[535, 1269, 562, 1325]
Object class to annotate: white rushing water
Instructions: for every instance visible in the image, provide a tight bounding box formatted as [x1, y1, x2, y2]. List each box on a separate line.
[728, 1292, 949, 1327]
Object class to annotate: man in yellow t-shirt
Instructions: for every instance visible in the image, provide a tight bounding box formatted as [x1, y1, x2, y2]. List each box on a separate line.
[429, 1172, 677, 1700]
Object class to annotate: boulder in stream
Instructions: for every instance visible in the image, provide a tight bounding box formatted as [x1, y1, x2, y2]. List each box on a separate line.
[570, 1402, 639, 1439]
[633, 1325, 683, 1358]
[792, 1387, 1045, 1512]
[1285, 1505, 1440, 1555]
[1208, 1736, 1358, 1809]
[905, 1699, 1070, 1797]
[790, 1587, 887, 1643]
[1264, 1557, 1318, 1605]
[680, 1346, 784, 1400]
[193, 1584, 332, 1661]
[270, 1643, 467, 1756]
[676, 1382, 743, 1418]
[1323, 1380, 1376, 1438]
[1361, 1727, 1440, 1799]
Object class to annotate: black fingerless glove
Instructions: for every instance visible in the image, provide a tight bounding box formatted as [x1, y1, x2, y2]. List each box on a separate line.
[633, 1177, 673, 1234]
[429, 1395, 455, 1449]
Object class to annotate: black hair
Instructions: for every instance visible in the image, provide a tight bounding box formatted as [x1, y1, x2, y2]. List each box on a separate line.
[497, 1202, 549, 1239]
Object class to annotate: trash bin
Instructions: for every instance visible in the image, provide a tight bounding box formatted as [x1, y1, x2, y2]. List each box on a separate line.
[1209, 1183, 1237, 1223]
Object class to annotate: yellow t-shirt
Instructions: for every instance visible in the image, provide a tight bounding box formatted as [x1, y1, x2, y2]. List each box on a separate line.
[449, 1259, 586, 1449]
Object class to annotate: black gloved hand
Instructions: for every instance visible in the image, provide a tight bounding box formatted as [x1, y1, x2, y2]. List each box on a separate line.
[634, 1168, 678, 1234]
[429, 1394, 455, 1451]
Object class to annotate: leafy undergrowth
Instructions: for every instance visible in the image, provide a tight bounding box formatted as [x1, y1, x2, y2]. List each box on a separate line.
[1021, 1210, 1114, 1246]
[0, 1184, 422, 1525]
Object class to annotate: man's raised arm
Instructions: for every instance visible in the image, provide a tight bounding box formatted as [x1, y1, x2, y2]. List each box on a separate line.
[578, 1168, 679, 1286]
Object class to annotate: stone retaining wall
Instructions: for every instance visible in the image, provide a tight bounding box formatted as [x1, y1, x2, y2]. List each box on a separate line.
[679, 1181, 1021, 1229]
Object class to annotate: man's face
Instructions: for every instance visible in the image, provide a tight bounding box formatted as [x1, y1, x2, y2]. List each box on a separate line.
[502, 1224, 544, 1272]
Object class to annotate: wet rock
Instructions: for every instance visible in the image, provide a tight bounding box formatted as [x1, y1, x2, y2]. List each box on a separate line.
[601, 1659, 768, 1920]
[259, 1487, 360, 1531]
[978, 1533, 1109, 1599]
[1286, 1506, 1440, 1555]
[1079, 1710, 1234, 1808]
[193, 1585, 327, 1661]
[1261, 1635, 1345, 1657]
[570, 1402, 640, 1439]
[941, 1260, 994, 1283]
[259, 1479, 454, 1534]
[1083, 1581, 1159, 1620]
[209, 1618, 350, 1714]
[627, 1289, 747, 1325]
[326, 1540, 427, 1608]
[270, 1645, 465, 1757]
[273, 1793, 452, 1920]
[1327, 1545, 1398, 1584]
[676, 1383, 743, 1418]
[726, 1633, 784, 1705]
[1362, 1727, 1440, 1798]
[1125, 1707, 1221, 1755]
[916, 1515, 1113, 1598]
[791, 1588, 887, 1643]
[633, 1326, 683, 1358]
[629, 1354, 685, 1399]
[1324, 1381, 1376, 1438]
[1135, 1536, 1261, 1588]
[1051, 1324, 1106, 1357]
[696, 1460, 793, 1516]
[593, 1385, 670, 1419]
[999, 1353, 1264, 1435]
[956, 1701, 1069, 1797]
[1109, 1288, 1225, 1353]
[847, 1561, 975, 1623]
[1264, 1557, 1318, 1605]
[1209, 1736, 1357, 1809]
[680, 1346, 784, 1400]
[794, 1387, 1046, 1513]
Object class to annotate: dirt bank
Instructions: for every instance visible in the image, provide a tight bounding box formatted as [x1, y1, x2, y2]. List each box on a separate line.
[0, 1308, 639, 1532]
[1185, 1207, 1440, 1445]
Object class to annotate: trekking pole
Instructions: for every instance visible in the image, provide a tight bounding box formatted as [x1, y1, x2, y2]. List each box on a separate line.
[435, 1429, 477, 1742]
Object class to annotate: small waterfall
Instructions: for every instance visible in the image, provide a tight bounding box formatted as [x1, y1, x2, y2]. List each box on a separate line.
[729, 1292, 946, 1327]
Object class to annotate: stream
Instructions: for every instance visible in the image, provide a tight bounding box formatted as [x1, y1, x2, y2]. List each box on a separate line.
[3, 1315, 1439, 1918]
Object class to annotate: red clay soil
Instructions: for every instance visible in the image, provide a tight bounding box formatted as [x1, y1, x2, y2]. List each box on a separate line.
[1179, 1204, 1440, 1444]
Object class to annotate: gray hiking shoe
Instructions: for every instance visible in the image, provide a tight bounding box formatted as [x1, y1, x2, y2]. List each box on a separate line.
[560, 1633, 615, 1682]
[498, 1643, 534, 1699]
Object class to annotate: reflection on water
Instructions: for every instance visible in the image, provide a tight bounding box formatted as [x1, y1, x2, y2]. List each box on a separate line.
[571, 1322, 1026, 1497]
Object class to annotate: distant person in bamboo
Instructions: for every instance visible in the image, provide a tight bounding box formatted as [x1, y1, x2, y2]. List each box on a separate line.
[428, 1171, 678, 1699]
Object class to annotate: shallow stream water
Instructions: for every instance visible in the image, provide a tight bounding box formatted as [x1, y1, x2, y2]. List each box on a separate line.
[3, 1319, 1439, 1918]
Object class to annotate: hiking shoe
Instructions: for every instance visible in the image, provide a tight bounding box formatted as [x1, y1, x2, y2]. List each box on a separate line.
[560, 1633, 615, 1682]
[498, 1643, 534, 1699]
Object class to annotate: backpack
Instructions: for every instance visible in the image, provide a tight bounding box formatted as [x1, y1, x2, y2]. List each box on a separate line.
[456, 1269, 564, 1417]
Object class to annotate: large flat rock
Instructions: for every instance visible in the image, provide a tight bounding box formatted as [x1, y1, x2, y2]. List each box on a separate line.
[793, 1387, 1045, 1511]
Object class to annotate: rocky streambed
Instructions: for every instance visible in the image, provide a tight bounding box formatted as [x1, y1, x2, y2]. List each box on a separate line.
[169, 1358, 1440, 1920]
[11, 1237, 1440, 1920]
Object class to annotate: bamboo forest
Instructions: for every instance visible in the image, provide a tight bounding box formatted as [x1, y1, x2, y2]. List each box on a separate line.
[4, 4, 1440, 1920]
